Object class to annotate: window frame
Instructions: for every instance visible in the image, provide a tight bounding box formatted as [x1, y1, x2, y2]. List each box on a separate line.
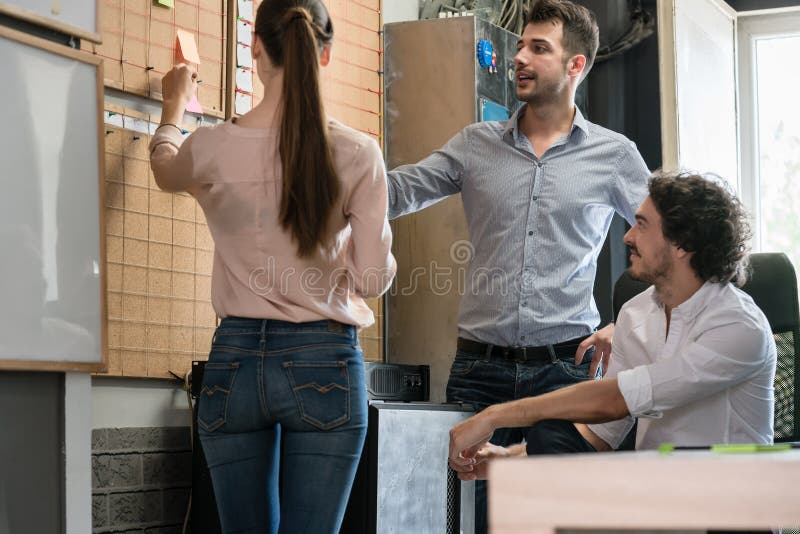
[737, 7, 800, 250]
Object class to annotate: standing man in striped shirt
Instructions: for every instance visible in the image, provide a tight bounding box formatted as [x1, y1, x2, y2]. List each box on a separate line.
[387, 1, 650, 531]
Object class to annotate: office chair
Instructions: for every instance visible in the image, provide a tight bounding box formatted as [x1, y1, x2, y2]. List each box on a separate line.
[611, 252, 800, 443]
[740, 253, 800, 442]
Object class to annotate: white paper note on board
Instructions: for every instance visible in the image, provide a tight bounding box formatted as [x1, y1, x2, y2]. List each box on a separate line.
[236, 67, 253, 93]
[122, 116, 151, 135]
[238, 0, 253, 21]
[237, 44, 252, 68]
[237, 20, 251, 46]
[104, 111, 123, 127]
[235, 92, 251, 115]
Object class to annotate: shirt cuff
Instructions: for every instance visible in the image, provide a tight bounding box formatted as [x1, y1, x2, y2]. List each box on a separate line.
[148, 124, 185, 153]
[617, 366, 662, 419]
[587, 417, 636, 450]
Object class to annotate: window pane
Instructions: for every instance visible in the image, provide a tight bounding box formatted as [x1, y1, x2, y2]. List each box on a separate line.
[755, 35, 800, 281]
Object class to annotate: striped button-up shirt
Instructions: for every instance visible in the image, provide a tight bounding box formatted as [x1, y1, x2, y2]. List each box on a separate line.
[387, 105, 650, 347]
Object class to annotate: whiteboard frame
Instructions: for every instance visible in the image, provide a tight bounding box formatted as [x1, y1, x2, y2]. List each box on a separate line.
[0, 1, 102, 44]
[0, 26, 107, 373]
[657, 0, 679, 172]
[736, 7, 800, 251]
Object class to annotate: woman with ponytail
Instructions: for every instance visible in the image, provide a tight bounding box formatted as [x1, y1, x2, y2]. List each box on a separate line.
[149, 1, 396, 531]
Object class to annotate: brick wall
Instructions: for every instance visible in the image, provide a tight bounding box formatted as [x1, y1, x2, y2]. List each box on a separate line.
[92, 427, 192, 533]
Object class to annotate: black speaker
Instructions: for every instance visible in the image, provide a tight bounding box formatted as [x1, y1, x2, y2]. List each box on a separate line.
[340, 401, 476, 534]
[365, 362, 430, 401]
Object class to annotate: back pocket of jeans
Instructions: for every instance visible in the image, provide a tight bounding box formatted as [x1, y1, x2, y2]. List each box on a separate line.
[197, 362, 240, 432]
[283, 360, 350, 430]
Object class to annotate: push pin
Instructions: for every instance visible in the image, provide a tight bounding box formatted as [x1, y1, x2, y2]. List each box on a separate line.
[132, 135, 141, 141]
[146, 66, 154, 71]
[105, 130, 114, 135]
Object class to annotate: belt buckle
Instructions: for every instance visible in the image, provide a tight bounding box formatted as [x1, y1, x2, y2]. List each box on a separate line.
[506, 346, 526, 362]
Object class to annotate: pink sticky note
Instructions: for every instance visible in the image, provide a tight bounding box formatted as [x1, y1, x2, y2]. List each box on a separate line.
[186, 93, 203, 113]
[176, 29, 201, 65]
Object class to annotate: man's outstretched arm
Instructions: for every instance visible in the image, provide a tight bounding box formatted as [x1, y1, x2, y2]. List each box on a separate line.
[448, 378, 628, 467]
[386, 128, 469, 219]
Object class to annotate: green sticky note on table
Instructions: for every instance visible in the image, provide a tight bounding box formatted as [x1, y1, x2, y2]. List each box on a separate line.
[711, 443, 792, 453]
[156, 0, 174, 8]
[658, 443, 676, 454]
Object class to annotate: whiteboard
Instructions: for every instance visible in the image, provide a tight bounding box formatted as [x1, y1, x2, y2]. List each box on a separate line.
[0, 26, 107, 372]
[0, 0, 100, 43]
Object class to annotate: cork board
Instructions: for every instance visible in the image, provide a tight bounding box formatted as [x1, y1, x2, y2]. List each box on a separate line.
[102, 105, 217, 378]
[234, 0, 384, 360]
[82, 0, 228, 118]
[234, 0, 381, 140]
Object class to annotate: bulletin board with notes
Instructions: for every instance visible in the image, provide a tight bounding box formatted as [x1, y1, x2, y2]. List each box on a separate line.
[88, 0, 384, 378]
[82, 0, 229, 118]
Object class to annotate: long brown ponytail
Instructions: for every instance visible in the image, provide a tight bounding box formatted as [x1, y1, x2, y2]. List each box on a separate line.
[255, 1, 339, 258]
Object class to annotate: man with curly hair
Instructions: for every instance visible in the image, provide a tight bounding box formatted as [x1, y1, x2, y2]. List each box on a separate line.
[449, 172, 777, 474]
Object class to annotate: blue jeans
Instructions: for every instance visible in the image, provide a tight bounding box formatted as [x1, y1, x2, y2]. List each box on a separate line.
[198, 317, 367, 534]
[446, 345, 597, 534]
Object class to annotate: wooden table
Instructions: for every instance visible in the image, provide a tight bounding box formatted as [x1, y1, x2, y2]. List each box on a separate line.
[489, 449, 800, 533]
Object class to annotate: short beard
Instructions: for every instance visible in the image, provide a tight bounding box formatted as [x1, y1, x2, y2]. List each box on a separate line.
[523, 88, 562, 108]
[519, 65, 570, 107]
[627, 251, 672, 287]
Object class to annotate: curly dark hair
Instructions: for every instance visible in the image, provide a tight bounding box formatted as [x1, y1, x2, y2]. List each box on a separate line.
[648, 172, 752, 286]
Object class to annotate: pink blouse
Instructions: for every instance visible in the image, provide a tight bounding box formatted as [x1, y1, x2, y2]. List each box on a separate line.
[149, 118, 396, 328]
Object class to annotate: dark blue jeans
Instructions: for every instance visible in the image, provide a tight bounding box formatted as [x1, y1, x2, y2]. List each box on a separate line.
[446, 345, 597, 534]
[198, 317, 367, 534]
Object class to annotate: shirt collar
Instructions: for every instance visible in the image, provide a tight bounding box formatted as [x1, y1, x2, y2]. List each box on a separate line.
[502, 104, 591, 145]
[651, 280, 720, 321]
[502, 104, 526, 143]
[572, 106, 590, 136]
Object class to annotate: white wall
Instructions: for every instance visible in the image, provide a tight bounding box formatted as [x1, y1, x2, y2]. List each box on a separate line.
[92, 376, 191, 429]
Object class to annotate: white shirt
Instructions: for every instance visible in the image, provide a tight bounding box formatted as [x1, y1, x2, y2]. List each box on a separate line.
[589, 281, 776, 449]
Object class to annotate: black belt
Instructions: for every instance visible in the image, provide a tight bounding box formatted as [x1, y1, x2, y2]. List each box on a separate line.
[456, 335, 589, 363]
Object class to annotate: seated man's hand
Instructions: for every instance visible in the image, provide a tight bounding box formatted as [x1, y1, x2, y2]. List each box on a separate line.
[453, 443, 517, 481]
[575, 322, 614, 377]
[448, 412, 495, 474]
